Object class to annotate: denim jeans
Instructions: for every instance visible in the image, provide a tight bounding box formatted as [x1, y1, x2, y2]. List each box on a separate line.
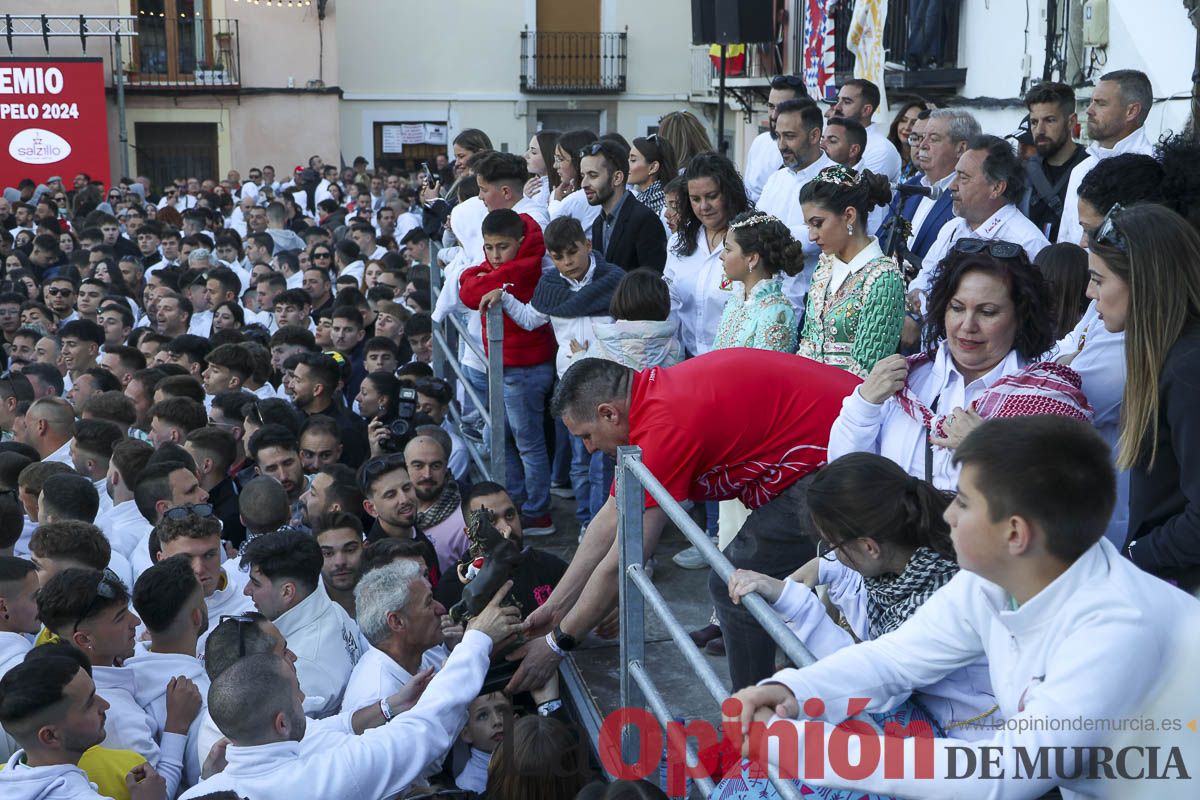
[588, 449, 615, 520]
[462, 364, 489, 433]
[708, 474, 817, 691]
[502, 361, 554, 518]
[907, 0, 946, 64]
[568, 433, 594, 527]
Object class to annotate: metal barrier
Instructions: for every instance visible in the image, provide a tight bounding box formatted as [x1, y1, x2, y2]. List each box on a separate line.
[429, 263, 506, 487]
[616, 445, 815, 800]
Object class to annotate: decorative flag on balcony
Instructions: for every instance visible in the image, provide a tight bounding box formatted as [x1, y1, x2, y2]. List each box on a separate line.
[708, 43, 747, 76]
[846, 0, 889, 114]
[802, 0, 836, 102]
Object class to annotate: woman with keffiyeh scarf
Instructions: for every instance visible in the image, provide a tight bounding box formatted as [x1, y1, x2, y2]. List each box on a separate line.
[728, 452, 997, 744]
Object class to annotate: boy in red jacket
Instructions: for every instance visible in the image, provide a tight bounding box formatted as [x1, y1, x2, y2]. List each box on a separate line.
[459, 209, 557, 535]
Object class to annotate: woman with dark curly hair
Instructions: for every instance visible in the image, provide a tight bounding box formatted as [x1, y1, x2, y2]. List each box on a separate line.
[798, 164, 904, 376]
[663, 152, 750, 356]
[712, 211, 803, 351]
[829, 240, 1091, 490]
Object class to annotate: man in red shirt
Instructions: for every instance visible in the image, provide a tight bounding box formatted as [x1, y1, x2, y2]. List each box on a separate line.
[508, 350, 861, 692]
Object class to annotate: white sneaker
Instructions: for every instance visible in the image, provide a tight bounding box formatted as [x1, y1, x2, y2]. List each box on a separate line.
[671, 544, 712, 570]
[549, 484, 575, 499]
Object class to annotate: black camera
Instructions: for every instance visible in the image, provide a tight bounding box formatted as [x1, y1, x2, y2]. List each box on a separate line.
[378, 387, 421, 453]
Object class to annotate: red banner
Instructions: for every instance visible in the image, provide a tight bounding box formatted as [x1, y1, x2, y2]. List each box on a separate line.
[0, 58, 110, 189]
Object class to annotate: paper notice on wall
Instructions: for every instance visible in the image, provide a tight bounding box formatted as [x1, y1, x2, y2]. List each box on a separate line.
[424, 123, 448, 144]
[381, 125, 404, 153]
[400, 123, 425, 144]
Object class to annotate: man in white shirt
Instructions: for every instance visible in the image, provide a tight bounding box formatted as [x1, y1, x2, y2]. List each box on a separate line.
[96, 438, 155, 559]
[825, 78, 902, 182]
[912, 135, 1049, 297]
[1057, 69, 1155, 246]
[732, 416, 1200, 800]
[240, 529, 362, 718]
[820, 117, 886, 236]
[743, 74, 806, 204]
[151, 506, 252, 654]
[755, 98, 834, 308]
[180, 584, 520, 800]
[18, 397, 75, 466]
[341, 559, 451, 712]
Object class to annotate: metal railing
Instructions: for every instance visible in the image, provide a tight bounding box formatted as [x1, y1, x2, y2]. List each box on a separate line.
[832, 0, 962, 77]
[616, 445, 814, 800]
[429, 265, 505, 487]
[519, 29, 627, 94]
[115, 16, 241, 89]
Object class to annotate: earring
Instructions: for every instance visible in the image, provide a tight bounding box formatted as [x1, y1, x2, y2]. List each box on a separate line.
[847, 223, 854, 236]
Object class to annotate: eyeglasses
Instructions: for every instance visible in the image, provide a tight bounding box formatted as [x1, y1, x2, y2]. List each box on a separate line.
[46, 287, 74, 297]
[74, 568, 124, 629]
[770, 75, 806, 91]
[952, 238, 1024, 259]
[907, 133, 925, 146]
[816, 538, 860, 562]
[221, 613, 260, 658]
[1092, 203, 1128, 253]
[162, 503, 215, 521]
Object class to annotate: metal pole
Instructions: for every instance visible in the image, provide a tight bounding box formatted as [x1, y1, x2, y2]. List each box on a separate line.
[617, 444, 646, 767]
[717, 43, 728, 155]
[485, 302, 506, 490]
[113, 33, 129, 180]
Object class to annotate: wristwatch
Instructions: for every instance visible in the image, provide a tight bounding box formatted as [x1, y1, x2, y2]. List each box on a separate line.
[551, 625, 578, 653]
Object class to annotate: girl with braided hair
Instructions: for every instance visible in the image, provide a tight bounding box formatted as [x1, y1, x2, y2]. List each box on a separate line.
[798, 164, 905, 377]
[711, 211, 803, 351]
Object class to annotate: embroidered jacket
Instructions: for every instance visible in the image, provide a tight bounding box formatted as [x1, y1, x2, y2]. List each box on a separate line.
[711, 277, 798, 353]
[798, 249, 904, 377]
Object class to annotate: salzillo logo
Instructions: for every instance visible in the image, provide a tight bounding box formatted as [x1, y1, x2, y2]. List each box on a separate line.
[8, 127, 71, 165]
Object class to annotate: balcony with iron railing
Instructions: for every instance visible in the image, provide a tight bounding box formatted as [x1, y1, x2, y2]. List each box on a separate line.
[519, 28, 626, 94]
[113, 16, 241, 90]
[832, 0, 965, 93]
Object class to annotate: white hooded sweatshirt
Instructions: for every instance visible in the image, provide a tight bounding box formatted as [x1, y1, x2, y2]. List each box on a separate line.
[124, 651, 210, 790]
[0, 753, 107, 799]
[271, 588, 363, 718]
[180, 629, 493, 800]
[90, 666, 186, 798]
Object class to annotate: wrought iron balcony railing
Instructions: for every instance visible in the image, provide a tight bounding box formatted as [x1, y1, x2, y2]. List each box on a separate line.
[520, 29, 627, 94]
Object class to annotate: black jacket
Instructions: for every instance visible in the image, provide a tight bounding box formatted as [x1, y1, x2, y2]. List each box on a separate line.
[299, 399, 369, 469]
[1127, 324, 1200, 592]
[366, 519, 441, 586]
[434, 547, 567, 620]
[590, 192, 667, 273]
[209, 476, 246, 548]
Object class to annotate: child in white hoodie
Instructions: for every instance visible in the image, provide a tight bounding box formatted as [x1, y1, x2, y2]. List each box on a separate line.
[454, 690, 511, 794]
[730, 416, 1200, 799]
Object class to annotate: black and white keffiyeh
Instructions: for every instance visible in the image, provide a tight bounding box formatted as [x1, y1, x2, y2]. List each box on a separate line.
[863, 546, 959, 639]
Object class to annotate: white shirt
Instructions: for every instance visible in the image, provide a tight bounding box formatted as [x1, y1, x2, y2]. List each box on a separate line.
[272, 588, 364, 718]
[198, 566, 255, 657]
[743, 130, 784, 204]
[1057, 126, 1154, 247]
[1056, 302, 1128, 546]
[548, 189, 601, 231]
[101, 500, 152, 563]
[125, 650, 210, 788]
[92, 665, 187, 797]
[341, 643, 448, 713]
[763, 539, 1200, 800]
[514, 195, 550, 230]
[0, 631, 32, 680]
[827, 237, 886, 296]
[828, 343, 1025, 490]
[755, 152, 835, 309]
[188, 310, 213, 337]
[861, 121, 903, 183]
[180, 631, 490, 800]
[663, 227, 734, 356]
[770, 560, 995, 741]
[42, 438, 73, 466]
[912, 204, 1050, 297]
[906, 172, 956, 250]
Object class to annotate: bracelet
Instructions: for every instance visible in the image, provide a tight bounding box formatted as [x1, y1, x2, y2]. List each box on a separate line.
[379, 697, 394, 721]
[537, 699, 564, 716]
[544, 631, 566, 658]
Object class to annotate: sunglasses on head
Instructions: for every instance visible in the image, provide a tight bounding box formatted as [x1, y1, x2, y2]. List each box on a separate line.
[162, 503, 215, 521]
[579, 142, 605, 158]
[951, 238, 1024, 259]
[221, 613, 261, 658]
[1091, 203, 1128, 253]
[359, 453, 408, 484]
[74, 567, 124, 629]
[770, 74, 806, 91]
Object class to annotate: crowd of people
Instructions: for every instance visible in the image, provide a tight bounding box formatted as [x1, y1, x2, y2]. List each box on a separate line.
[0, 62, 1198, 800]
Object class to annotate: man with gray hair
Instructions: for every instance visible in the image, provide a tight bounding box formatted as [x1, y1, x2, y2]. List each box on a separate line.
[181, 584, 521, 800]
[910, 134, 1050, 298]
[18, 396, 75, 464]
[341, 559, 452, 712]
[1057, 68, 1155, 246]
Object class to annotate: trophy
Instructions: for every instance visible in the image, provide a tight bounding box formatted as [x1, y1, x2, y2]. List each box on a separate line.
[448, 507, 527, 625]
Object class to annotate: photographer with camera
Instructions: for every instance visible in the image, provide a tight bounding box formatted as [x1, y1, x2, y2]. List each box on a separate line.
[289, 351, 370, 468]
[363, 372, 432, 460]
